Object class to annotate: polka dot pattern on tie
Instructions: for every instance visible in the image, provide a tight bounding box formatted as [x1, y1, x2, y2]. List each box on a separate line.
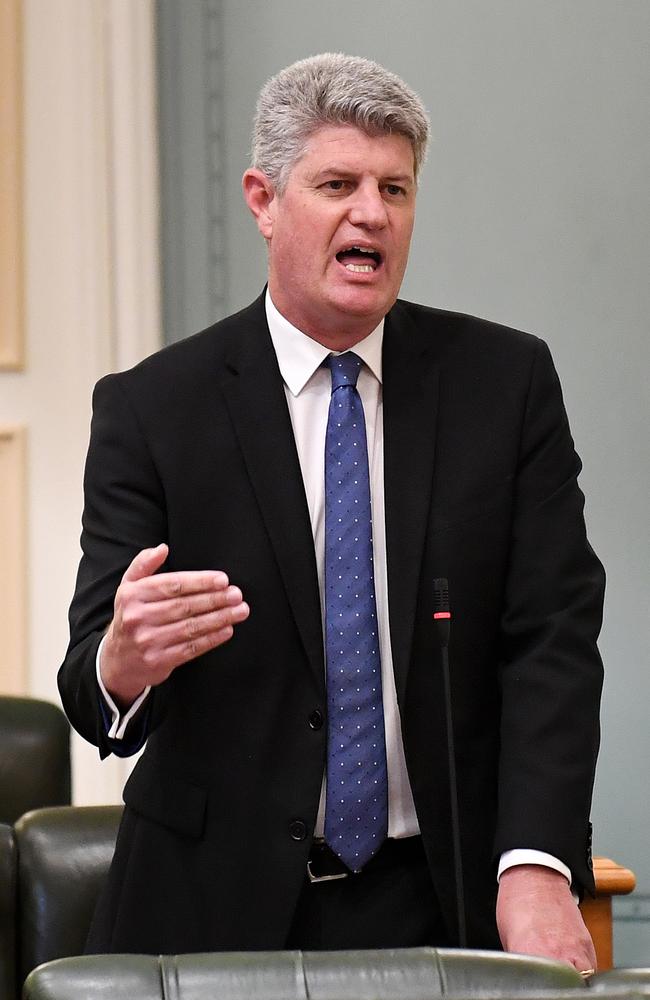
[323, 352, 388, 872]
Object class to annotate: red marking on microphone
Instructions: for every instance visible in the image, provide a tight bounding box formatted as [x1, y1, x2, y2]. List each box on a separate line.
[433, 612, 451, 620]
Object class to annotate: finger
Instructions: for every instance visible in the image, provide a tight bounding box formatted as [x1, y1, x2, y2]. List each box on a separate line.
[133, 585, 244, 627]
[168, 625, 236, 669]
[147, 600, 250, 649]
[121, 543, 169, 584]
[146, 613, 247, 677]
[127, 569, 231, 603]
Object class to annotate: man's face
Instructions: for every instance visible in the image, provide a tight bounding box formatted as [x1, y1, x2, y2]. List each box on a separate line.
[254, 125, 416, 348]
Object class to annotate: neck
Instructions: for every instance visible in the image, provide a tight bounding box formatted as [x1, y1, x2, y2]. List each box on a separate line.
[267, 290, 385, 351]
[303, 326, 376, 352]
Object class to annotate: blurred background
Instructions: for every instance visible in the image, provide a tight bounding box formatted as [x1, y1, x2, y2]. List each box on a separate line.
[0, 0, 648, 963]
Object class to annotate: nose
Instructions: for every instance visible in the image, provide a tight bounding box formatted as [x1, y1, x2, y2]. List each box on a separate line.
[347, 182, 388, 230]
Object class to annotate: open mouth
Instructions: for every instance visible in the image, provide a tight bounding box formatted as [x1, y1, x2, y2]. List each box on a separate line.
[335, 245, 382, 273]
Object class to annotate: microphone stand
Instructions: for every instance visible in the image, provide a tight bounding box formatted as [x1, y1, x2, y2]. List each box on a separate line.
[433, 578, 467, 948]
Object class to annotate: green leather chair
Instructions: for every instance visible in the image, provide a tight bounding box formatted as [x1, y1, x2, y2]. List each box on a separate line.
[0, 697, 71, 825]
[14, 805, 122, 996]
[22, 948, 587, 1000]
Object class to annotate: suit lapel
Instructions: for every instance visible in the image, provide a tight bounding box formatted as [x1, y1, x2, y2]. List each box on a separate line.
[216, 300, 325, 689]
[382, 303, 440, 703]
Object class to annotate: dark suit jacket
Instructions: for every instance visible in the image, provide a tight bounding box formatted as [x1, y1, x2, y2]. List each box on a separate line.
[58, 293, 604, 953]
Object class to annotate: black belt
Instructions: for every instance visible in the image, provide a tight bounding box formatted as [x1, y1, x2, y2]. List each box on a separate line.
[307, 836, 424, 884]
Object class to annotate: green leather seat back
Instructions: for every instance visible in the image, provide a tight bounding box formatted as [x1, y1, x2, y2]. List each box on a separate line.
[591, 967, 650, 994]
[23, 948, 588, 1000]
[0, 697, 71, 824]
[303, 947, 584, 998]
[15, 805, 122, 988]
[24, 955, 161, 1000]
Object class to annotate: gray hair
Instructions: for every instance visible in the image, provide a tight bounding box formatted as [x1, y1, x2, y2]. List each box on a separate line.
[251, 53, 430, 192]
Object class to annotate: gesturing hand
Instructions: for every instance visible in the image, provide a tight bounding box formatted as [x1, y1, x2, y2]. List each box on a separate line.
[100, 544, 250, 709]
[497, 864, 596, 975]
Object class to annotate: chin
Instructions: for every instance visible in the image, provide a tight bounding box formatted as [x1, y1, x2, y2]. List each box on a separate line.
[330, 287, 395, 322]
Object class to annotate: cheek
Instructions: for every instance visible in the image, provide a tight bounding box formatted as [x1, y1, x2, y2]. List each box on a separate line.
[273, 234, 315, 287]
[394, 222, 414, 266]
[272, 206, 338, 279]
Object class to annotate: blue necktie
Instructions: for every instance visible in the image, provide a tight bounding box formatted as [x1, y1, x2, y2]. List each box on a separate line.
[324, 352, 388, 872]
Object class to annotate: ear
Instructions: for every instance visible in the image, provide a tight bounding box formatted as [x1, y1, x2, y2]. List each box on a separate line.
[242, 168, 276, 240]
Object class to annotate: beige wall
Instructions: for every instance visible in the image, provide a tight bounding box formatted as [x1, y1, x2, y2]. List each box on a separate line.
[0, 0, 161, 804]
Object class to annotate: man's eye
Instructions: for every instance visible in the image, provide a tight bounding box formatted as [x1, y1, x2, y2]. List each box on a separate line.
[324, 180, 346, 191]
[385, 184, 405, 197]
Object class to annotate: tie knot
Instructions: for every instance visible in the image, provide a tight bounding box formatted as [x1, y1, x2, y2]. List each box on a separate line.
[328, 352, 362, 392]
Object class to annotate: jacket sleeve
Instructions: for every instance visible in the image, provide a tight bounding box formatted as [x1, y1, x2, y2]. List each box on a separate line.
[494, 338, 604, 896]
[58, 373, 167, 758]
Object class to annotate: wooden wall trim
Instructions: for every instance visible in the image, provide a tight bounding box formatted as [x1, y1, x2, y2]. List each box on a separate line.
[104, 0, 162, 371]
[0, 0, 25, 370]
[0, 426, 27, 692]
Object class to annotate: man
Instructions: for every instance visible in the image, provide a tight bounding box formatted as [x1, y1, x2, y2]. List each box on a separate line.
[59, 54, 603, 970]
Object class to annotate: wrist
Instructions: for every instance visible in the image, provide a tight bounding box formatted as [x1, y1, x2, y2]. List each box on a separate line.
[100, 635, 146, 711]
[499, 864, 572, 896]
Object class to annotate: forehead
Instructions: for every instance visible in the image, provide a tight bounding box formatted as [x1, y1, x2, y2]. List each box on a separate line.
[292, 124, 416, 180]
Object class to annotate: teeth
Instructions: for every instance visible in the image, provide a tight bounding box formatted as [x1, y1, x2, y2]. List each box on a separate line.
[351, 246, 376, 254]
[345, 263, 374, 273]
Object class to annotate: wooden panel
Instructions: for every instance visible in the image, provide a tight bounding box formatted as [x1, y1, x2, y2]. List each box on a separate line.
[0, 0, 24, 369]
[0, 427, 27, 692]
[581, 895, 613, 971]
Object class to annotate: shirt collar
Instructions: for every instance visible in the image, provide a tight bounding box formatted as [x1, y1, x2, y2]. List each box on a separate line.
[265, 289, 384, 397]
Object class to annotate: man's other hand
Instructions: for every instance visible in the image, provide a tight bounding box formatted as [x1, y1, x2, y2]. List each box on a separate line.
[100, 543, 250, 709]
[496, 864, 596, 974]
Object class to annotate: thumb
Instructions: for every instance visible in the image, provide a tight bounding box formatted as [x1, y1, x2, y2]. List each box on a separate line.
[121, 543, 169, 584]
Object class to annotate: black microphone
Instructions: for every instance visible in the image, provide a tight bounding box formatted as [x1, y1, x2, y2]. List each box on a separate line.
[433, 578, 467, 947]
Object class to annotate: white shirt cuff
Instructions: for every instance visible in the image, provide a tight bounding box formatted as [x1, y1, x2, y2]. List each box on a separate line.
[498, 849, 573, 886]
[96, 634, 151, 739]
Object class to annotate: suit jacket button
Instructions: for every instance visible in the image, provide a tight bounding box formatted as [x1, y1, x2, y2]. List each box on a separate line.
[308, 710, 324, 730]
[289, 819, 307, 841]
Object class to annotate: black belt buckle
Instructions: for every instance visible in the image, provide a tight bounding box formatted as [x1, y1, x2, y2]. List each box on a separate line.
[307, 842, 350, 884]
